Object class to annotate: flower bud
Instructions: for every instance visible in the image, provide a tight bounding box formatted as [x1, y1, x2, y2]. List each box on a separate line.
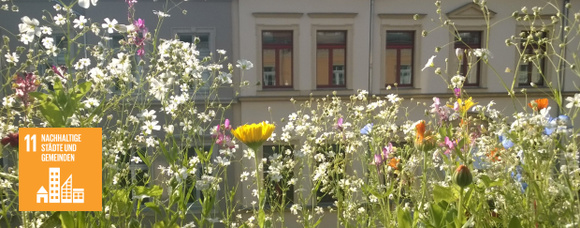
[454, 165, 473, 188]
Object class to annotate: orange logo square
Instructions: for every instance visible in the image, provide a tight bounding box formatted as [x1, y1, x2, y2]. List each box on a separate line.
[19, 128, 102, 211]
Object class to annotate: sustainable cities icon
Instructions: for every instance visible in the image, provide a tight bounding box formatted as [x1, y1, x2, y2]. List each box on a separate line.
[19, 128, 102, 211]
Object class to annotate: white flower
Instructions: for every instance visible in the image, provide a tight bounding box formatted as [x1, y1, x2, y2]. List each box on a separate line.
[78, 0, 98, 9]
[73, 15, 87, 29]
[455, 48, 463, 61]
[217, 49, 226, 55]
[42, 37, 54, 49]
[74, 58, 91, 70]
[422, 55, 436, 71]
[565, 94, 580, 109]
[142, 120, 161, 135]
[214, 156, 231, 166]
[4, 52, 19, 63]
[141, 109, 157, 120]
[40, 26, 52, 35]
[236, 59, 253, 70]
[145, 137, 156, 147]
[451, 75, 466, 88]
[2, 96, 15, 108]
[102, 18, 118, 34]
[54, 14, 66, 26]
[290, 204, 302, 215]
[82, 98, 100, 108]
[19, 34, 33, 45]
[153, 10, 171, 18]
[131, 156, 142, 164]
[19, 16, 40, 37]
[473, 48, 492, 60]
[53, 4, 62, 11]
[164, 125, 174, 134]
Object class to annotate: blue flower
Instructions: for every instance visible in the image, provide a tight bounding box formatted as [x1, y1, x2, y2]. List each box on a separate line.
[499, 134, 514, 149]
[360, 123, 373, 135]
[544, 115, 572, 136]
[511, 165, 527, 193]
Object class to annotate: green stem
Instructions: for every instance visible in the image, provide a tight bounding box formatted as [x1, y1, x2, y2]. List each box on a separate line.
[457, 187, 464, 228]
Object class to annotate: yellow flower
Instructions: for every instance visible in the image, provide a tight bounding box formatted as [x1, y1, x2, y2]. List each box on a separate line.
[449, 97, 477, 115]
[231, 121, 275, 150]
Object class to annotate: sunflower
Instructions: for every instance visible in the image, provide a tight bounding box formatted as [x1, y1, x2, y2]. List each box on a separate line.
[231, 121, 275, 150]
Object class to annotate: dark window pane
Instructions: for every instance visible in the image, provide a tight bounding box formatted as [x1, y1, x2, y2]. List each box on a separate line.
[456, 31, 481, 46]
[263, 31, 292, 45]
[317, 31, 346, 45]
[387, 31, 414, 46]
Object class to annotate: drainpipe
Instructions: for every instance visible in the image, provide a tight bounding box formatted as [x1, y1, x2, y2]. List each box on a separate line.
[368, 0, 375, 94]
[557, 0, 569, 115]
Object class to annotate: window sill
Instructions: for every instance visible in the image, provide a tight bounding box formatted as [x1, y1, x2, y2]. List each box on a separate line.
[380, 87, 421, 95]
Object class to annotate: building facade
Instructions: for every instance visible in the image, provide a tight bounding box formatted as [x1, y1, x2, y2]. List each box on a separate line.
[2, 0, 580, 227]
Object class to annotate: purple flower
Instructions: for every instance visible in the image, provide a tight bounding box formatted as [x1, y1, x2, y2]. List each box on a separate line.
[453, 87, 461, 98]
[334, 118, 344, 131]
[382, 143, 393, 158]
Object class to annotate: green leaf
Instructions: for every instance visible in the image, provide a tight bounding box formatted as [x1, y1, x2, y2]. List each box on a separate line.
[39, 212, 61, 228]
[29, 92, 48, 101]
[75, 82, 92, 99]
[59, 211, 75, 228]
[508, 217, 522, 228]
[397, 206, 412, 228]
[137, 149, 151, 167]
[39, 101, 65, 127]
[433, 185, 457, 203]
[135, 185, 163, 197]
[145, 202, 162, 215]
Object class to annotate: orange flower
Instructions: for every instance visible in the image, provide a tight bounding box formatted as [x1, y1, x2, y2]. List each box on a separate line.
[528, 98, 548, 111]
[415, 120, 426, 142]
[487, 148, 501, 162]
[388, 157, 400, 170]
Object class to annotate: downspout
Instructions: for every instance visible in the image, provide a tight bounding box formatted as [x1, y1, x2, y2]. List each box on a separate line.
[368, 0, 375, 94]
[557, 0, 569, 115]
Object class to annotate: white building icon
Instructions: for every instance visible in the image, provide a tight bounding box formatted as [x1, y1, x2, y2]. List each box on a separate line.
[37, 167, 84, 204]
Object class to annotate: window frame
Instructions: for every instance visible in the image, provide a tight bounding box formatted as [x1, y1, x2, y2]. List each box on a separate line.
[385, 30, 415, 87]
[454, 30, 483, 87]
[518, 30, 547, 87]
[261, 30, 294, 89]
[316, 30, 347, 88]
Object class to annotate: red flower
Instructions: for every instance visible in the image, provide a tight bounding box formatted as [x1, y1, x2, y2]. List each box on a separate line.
[1, 133, 19, 147]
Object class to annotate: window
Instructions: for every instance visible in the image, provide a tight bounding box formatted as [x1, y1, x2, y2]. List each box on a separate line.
[386, 31, 414, 87]
[262, 31, 293, 88]
[518, 31, 546, 86]
[179, 33, 211, 92]
[316, 31, 346, 88]
[263, 145, 294, 206]
[454, 31, 482, 86]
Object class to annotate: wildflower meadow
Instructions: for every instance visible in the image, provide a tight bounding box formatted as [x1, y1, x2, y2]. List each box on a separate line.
[1, 0, 580, 227]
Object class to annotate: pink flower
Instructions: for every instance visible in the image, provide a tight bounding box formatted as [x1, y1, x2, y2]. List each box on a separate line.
[14, 72, 39, 107]
[224, 119, 232, 131]
[440, 136, 456, 155]
[382, 142, 393, 159]
[334, 118, 344, 131]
